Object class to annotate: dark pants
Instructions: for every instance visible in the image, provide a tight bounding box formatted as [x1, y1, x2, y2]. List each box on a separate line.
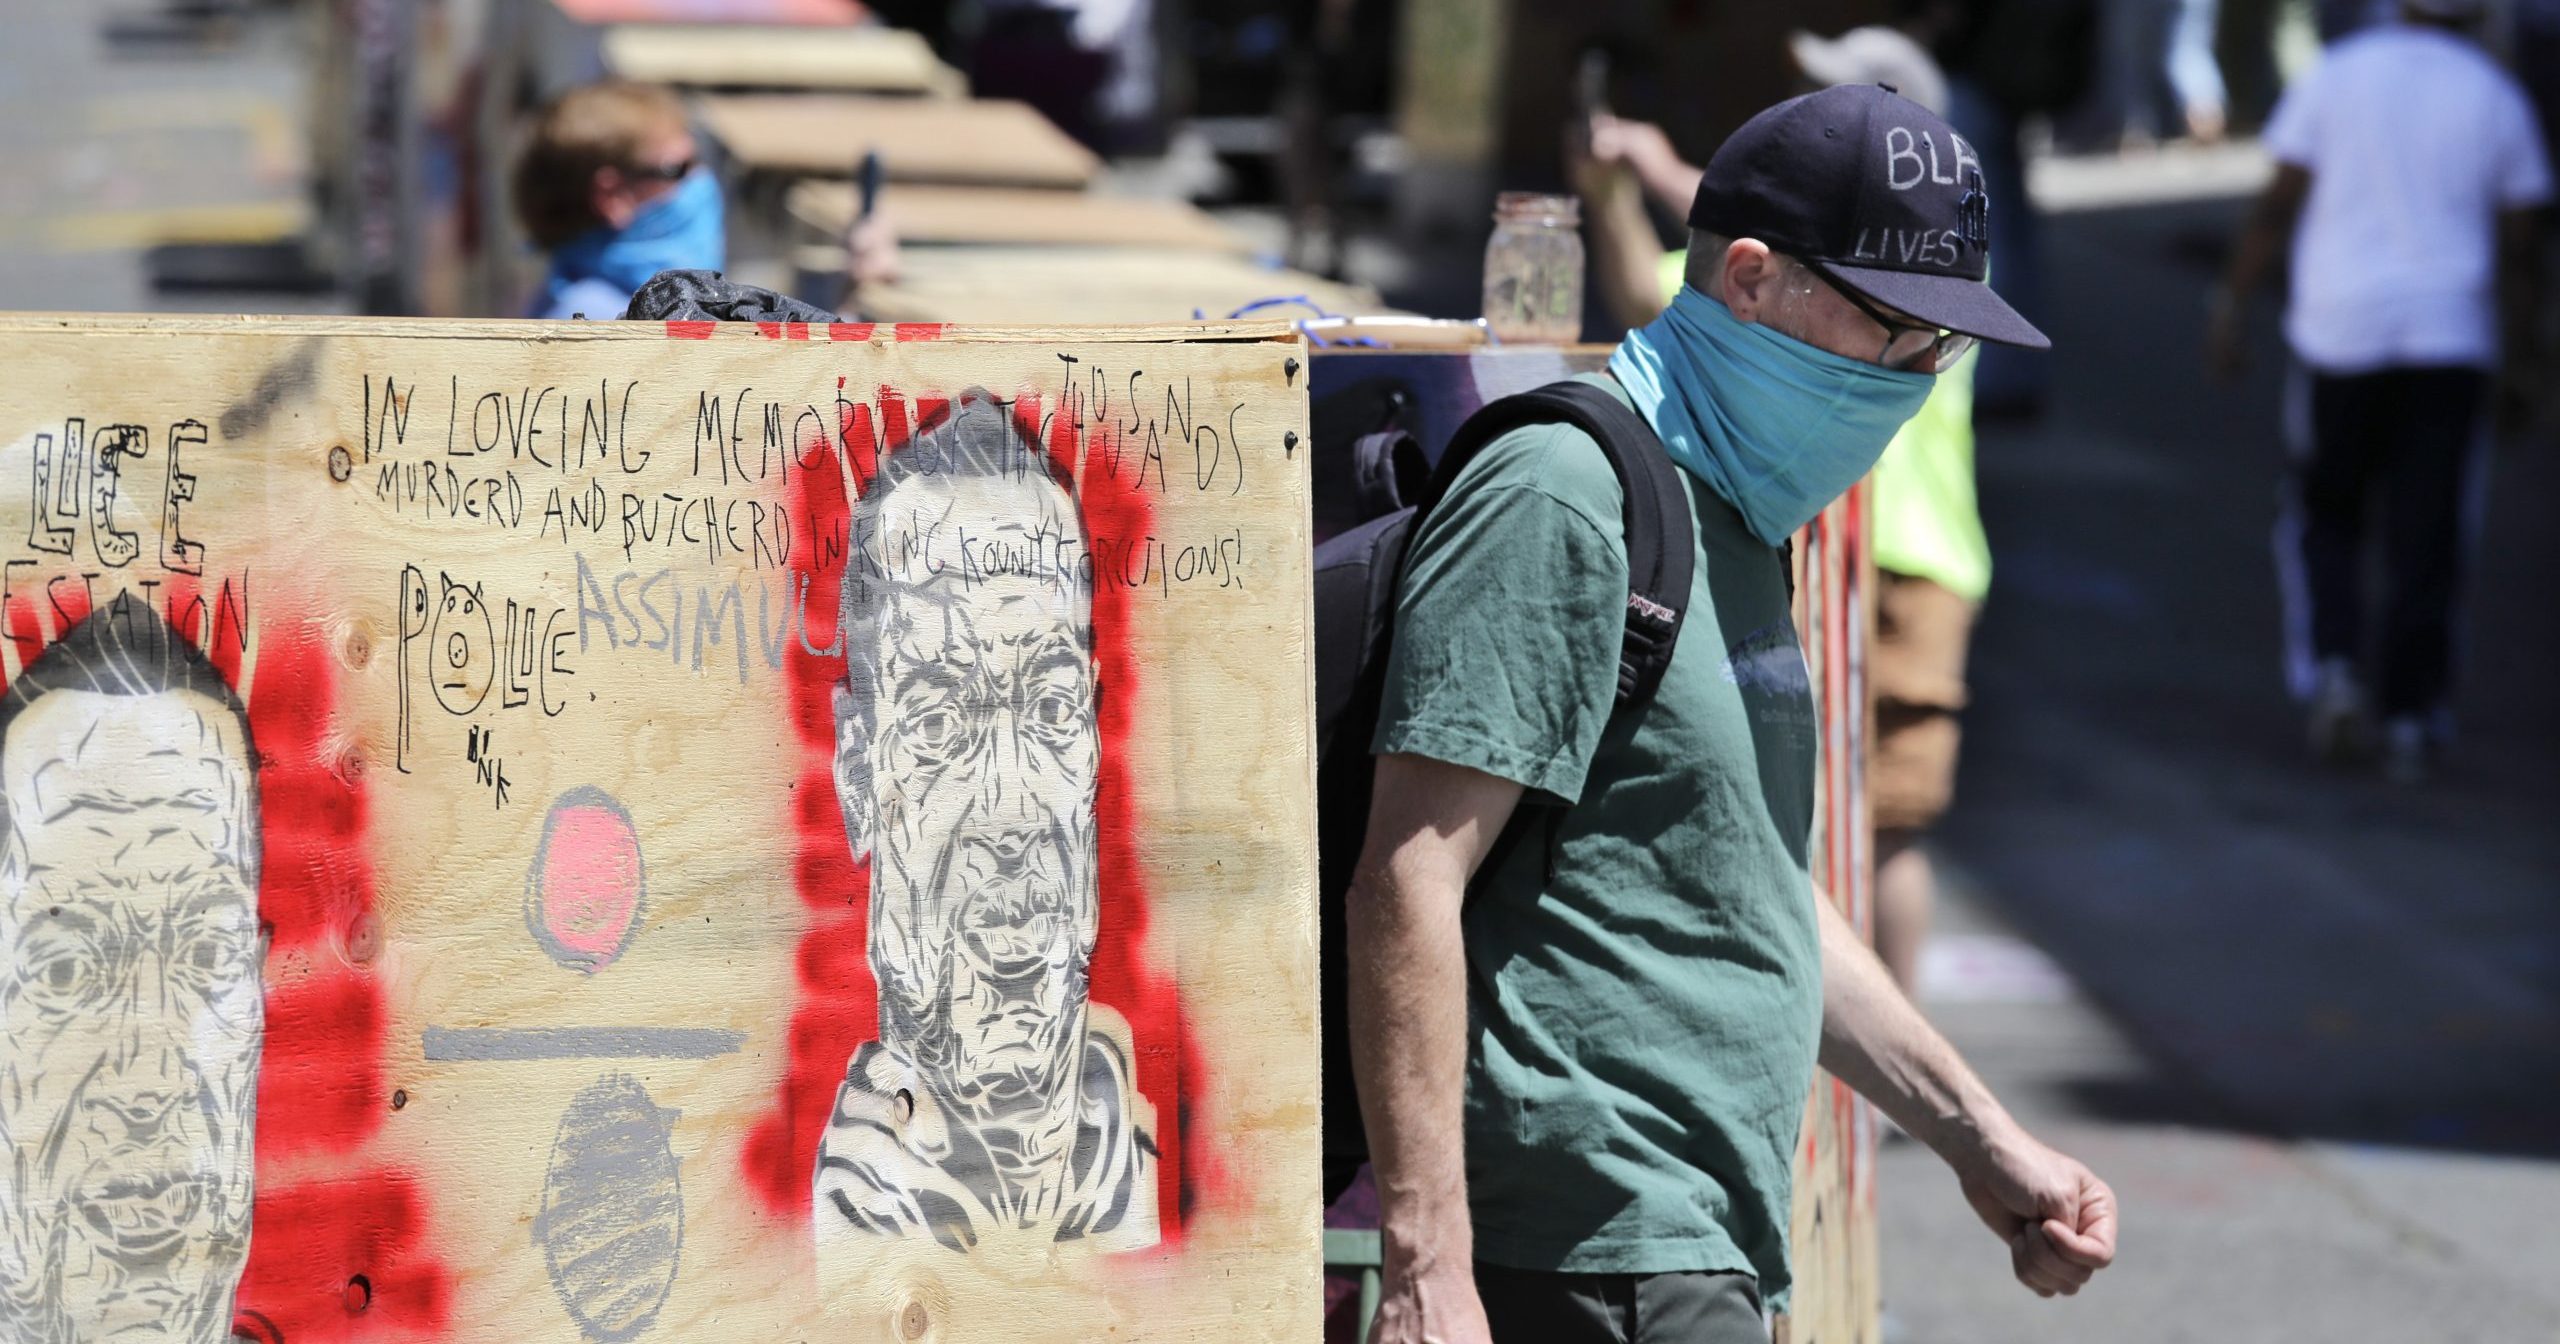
[1476, 1263, 1766, 1344]
[2283, 365, 2487, 721]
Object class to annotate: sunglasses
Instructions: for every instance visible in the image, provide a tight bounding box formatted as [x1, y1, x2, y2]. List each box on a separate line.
[1791, 258, 1976, 372]
[625, 157, 697, 183]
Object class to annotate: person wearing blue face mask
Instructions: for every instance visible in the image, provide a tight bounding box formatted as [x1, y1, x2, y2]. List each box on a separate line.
[1345, 84, 2116, 1344]
[513, 81, 727, 321]
[512, 81, 900, 321]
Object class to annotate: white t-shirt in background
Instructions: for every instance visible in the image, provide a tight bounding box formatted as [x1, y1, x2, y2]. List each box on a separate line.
[2264, 24, 2553, 373]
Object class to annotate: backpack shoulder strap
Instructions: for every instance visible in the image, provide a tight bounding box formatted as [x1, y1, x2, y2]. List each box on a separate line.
[1419, 379, 1695, 708]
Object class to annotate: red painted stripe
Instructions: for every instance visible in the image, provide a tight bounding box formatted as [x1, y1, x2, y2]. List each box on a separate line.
[665, 320, 717, 340]
[743, 396, 879, 1215]
[233, 1169, 453, 1342]
[828, 322, 878, 342]
[836, 387, 879, 496]
[2, 591, 43, 670]
[42, 574, 91, 631]
[878, 389, 909, 463]
[234, 616, 451, 1329]
[756, 322, 785, 340]
[254, 967, 386, 1159]
[892, 323, 946, 342]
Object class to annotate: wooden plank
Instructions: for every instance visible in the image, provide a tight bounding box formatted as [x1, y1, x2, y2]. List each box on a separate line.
[788, 182, 1249, 253]
[698, 94, 1102, 189]
[860, 248, 1392, 325]
[5, 312, 1293, 345]
[0, 314, 1316, 1343]
[603, 24, 963, 96]
[552, 0, 864, 24]
[1779, 481, 1881, 1344]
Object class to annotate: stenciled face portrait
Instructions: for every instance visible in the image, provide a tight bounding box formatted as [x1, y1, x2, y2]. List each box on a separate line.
[0, 614, 262, 1344]
[846, 410, 1100, 1145]
[818, 394, 1155, 1259]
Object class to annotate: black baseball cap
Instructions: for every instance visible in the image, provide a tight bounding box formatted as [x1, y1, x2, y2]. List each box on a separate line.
[1688, 83, 2048, 350]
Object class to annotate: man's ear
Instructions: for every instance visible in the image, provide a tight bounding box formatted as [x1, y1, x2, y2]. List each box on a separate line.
[1719, 237, 1784, 325]
[830, 680, 874, 856]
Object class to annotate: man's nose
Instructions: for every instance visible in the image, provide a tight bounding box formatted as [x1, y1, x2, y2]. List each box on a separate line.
[975, 831, 1037, 880]
[89, 1045, 190, 1142]
[972, 708, 1028, 808]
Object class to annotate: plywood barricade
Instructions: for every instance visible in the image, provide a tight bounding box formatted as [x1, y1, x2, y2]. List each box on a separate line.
[0, 314, 1318, 1344]
[1778, 482, 1878, 1344]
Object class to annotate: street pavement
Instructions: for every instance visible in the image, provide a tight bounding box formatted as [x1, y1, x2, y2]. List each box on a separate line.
[0, 2, 325, 314]
[1877, 185, 2560, 1340]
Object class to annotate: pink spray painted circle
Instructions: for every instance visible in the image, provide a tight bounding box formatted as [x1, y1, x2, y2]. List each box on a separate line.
[525, 787, 645, 973]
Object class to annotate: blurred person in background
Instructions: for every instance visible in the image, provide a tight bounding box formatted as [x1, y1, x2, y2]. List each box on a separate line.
[512, 80, 897, 320]
[1935, 0, 2098, 419]
[513, 81, 719, 320]
[967, 0, 1128, 150]
[2077, 0, 2230, 146]
[2210, 0, 2548, 782]
[1574, 25, 1992, 996]
[2167, 0, 2231, 140]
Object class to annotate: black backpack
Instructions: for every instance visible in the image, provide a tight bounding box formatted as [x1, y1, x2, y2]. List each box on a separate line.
[1314, 380, 1698, 1196]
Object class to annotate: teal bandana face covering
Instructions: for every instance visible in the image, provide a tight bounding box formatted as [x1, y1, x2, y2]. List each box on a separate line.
[1610, 286, 1934, 546]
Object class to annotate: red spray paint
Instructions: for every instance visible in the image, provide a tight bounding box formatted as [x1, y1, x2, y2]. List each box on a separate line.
[0, 591, 452, 1339]
[237, 627, 451, 1337]
[740, 386, 1221, 1239]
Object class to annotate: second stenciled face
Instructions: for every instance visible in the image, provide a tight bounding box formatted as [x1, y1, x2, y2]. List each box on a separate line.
[837, 425, 1102, 1143]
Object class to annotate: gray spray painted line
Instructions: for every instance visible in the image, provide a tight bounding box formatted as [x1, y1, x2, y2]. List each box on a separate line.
[422, 1026, 748, 1061]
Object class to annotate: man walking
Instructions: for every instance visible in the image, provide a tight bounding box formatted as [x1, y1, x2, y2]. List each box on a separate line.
[1572, 30, 1996, 996]
[1346, 85, 2116, 1343]
[2211, 0, 2548, 780]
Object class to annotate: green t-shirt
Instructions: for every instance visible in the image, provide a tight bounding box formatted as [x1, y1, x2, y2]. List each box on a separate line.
[1372, 374, 1823, 1305]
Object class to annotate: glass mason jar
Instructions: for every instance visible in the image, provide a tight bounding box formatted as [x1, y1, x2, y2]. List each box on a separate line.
[1481, 192, 1585, 344]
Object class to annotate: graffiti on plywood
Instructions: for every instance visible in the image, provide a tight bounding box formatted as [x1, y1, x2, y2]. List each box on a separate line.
[0, 316, 1318, 1343]
[536, 1072, 685, 1342]
[0, 598, 261, 1344]
[813, 393, 1158, 1264]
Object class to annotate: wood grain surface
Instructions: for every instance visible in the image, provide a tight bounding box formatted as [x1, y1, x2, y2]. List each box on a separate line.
[788, 182, 1248, 254]
[857, 249, 1392, 326]
[697, 95, 1102, 189]
[604, 25, 964, 96]
[0, 314, 1317, 1344]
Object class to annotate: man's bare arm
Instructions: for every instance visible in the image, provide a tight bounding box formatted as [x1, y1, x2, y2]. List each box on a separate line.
[1584, 114, 1705, 219]
[1579, 160, 1679, 330]
[2209, 163, 2311, 375]
[1346, 752, 1524, 1344]
[2498, 205, 2545, 367]
[1814, 893, 2120, 1297]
